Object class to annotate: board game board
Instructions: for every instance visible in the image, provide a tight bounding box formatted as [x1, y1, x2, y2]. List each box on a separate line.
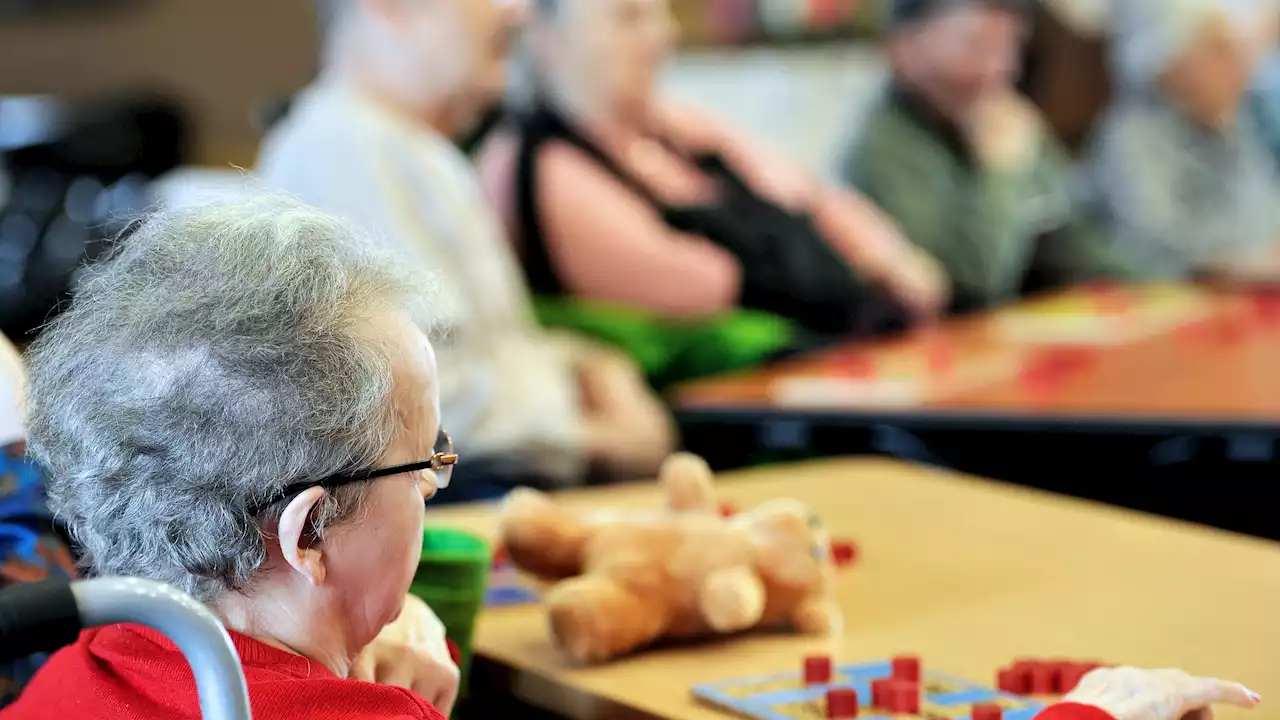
[993, 285, 1215, 345]
[768, 342, 1024, 409]
[693, 659, 1046, 720]
[484, 556, 540, 607]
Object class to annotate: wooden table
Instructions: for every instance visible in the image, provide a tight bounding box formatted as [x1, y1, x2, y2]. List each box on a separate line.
[427, 459, 1280, 720]
[673, 284, 1280, 433]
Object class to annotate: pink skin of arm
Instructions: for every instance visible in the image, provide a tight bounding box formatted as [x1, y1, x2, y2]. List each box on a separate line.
[656, 103, 916, 281]
[478, 126, 741, 318]
[476, 101, 920, 320]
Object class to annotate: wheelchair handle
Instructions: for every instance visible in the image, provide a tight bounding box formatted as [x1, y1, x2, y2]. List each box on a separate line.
[0, 577, 252, 720]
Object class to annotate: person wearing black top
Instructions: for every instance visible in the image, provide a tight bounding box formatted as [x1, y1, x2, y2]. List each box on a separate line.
[477, 0, 948, 345]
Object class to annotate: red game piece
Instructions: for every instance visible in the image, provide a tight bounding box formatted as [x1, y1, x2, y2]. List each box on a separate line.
[1089, 284, 1133, 315]
[926, 342, 955, 375]
[828, 353, 876, 378]
[804, 655, 834, 685]
[997, 666, 1031, 694]
[1215, 314, 1252, 343]
[829, 539, 858, 567]
[719, 501, 737, 518]
[889, 681, 920, 714]
[491, 545, 509, 569]
[1251, 293, 1280, 323]
[1030, 662, 1059, 694]
[825, 688, 859, 718]
[870, 678, 893, 708]
[1058, 663, 1090, 694]
[972, 702, 1004, 720]
[891, 655, 920, 682]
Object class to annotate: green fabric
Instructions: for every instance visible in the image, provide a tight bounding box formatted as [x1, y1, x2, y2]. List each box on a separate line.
[838, 90, 1142, 310]
[532, 296, 797, 387]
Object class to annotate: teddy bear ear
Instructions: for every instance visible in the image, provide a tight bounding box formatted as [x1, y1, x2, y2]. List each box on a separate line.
[659, 453, 719, 513]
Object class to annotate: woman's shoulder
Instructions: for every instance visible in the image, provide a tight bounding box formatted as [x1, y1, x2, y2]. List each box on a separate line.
[650, 100, 733, 150]
[6, 626, 446, 720]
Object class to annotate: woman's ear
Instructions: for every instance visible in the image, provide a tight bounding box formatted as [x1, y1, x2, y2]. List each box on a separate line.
[278, 486, 330, 586]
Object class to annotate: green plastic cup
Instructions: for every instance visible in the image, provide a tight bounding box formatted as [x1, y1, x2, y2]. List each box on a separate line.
[410, 527, 490, 692]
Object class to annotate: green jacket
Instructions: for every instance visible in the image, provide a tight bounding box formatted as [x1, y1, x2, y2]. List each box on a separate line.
[838, 86, 1138, 312]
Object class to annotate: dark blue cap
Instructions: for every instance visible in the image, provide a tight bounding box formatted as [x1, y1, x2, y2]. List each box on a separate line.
[888, 0, 1032, 29]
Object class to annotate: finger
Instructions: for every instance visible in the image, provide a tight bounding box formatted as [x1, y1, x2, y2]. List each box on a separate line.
[412, 660, 460, 715]
[1183, 677, 1261, 709]
[435, 673, 460, 717]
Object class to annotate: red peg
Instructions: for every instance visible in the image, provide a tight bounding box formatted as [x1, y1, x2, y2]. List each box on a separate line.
[997, 666, 1031, 695]
[825, 688, 859, 718]
[891, 655, 920, 682]
[1030, 662, 1059, 694]
[870, 678, 893, 708]
[889, 682, 919, 714]
[829, 539, 858, 567]
[972, 703, 1004, 720]
[1058, 663, 1089, 694]
[804, 655, 833, 685]
[491, 545, 509, 569]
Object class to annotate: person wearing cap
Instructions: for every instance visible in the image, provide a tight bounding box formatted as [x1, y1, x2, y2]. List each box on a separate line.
[1081, 0, 1280, 280]
[836, 0, 1137, 315]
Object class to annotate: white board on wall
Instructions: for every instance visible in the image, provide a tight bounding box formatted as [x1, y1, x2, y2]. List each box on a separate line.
[663, 43, 888, 174]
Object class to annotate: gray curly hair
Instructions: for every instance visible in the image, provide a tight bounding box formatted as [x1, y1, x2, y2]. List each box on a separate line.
[25, 194, 431, 602]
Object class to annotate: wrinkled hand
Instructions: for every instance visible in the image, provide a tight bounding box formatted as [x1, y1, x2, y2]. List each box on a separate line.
[350, 595, 460, 715]
[1061, 667, 1260, 720]
[964, 90, 1044, 170]
[577, 346, 675, 477]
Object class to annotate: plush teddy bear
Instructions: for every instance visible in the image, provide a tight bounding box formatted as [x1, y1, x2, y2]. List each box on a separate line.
[496, 453, 842, 663]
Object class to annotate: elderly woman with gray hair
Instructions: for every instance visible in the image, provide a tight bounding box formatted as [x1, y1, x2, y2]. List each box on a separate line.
[3, 196, 460, 719]
[1083, 0, 1280, 279]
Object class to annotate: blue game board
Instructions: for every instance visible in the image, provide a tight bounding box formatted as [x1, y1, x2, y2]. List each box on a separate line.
[483, 563, 540, 607]
[692, 659, 1046, 720]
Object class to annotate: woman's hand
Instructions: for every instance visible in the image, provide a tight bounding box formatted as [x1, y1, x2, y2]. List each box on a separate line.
[351, 595, 460, 715]
[1061, 666, 1260, 720]
[877, 245, 951, 321]
[963, 90, 1045, 172]
[576, 344, 676, 479]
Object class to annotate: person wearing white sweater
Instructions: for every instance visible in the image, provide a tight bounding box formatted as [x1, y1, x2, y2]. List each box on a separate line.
[258, 0, 674, 497]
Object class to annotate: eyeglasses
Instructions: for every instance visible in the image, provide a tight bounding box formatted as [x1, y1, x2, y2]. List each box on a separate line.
[250, 429, 458, 515]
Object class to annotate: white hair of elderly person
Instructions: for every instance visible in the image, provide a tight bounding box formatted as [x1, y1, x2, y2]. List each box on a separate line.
[1080, 0, 1280, 280]
[8, 195, 459, 720]
[258, 0, 675, 494]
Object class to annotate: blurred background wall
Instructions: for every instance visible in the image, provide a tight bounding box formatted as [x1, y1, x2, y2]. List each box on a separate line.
[0, 0, 317, 166]
[0, 1, 894, 172]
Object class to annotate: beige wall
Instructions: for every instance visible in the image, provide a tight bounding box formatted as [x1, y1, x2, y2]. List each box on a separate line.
[0, 0, 319, 166]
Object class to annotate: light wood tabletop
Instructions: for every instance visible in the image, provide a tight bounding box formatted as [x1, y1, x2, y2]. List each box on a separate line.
[425, 458, 1280, 720]
[672, 285, 1280, 426]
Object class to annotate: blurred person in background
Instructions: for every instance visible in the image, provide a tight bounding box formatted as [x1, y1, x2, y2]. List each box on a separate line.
[1, 335, 77, 708]
[477, 0, 948, 376]
[837, 0, 1138, 315]
[1251, 47, 1280, 164]
[257, 0, 674, 496]
[1083, 0, 1280, 281]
